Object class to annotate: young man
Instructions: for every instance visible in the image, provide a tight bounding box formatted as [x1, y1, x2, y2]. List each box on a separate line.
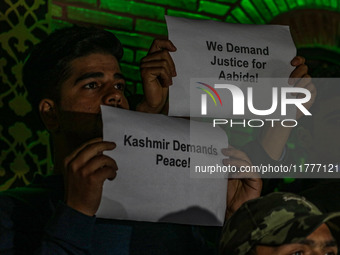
[219, 192, 340, 255]
[0, 26, 312, 254]
[0, 26, 258, 254]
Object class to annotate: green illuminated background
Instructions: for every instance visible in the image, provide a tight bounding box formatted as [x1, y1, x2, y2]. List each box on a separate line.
[1, 0, 339, 190]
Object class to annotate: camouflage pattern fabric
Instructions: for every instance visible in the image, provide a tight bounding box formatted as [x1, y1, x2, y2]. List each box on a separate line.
[219, 192, 340, 255]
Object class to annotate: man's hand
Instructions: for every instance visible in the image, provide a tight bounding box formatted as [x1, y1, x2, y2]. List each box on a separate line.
[63, 137, 118, 216]
[222, 147, 262, 220]
[260, 56, 316, 160]
[289, 56, 316, 120]
[137, 39, 177, 114]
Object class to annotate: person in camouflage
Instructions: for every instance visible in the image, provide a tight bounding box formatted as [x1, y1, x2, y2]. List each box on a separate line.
[219, 192, 340, 255]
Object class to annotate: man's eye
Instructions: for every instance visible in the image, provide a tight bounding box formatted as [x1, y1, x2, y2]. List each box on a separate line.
[84, 82, 98, 89]
[325, 252, 336, 255]
[291, 251, 303, 255]
[114, 83, 125, 90]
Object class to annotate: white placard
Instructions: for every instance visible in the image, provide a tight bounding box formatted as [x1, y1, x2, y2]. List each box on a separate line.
[97, 105, 228, 226]
[166, 16, 296, 118]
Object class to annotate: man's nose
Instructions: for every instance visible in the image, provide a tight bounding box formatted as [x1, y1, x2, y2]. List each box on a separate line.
[103, 89, 123, 107]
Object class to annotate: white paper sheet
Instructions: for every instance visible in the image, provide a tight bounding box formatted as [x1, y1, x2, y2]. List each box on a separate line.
[97, 105, 228, 226]
[166, 16, 296, 118]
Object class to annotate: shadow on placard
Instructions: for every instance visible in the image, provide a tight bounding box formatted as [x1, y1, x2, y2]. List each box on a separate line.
[99, 196, 128, 218]
[158, 206, 222, 226]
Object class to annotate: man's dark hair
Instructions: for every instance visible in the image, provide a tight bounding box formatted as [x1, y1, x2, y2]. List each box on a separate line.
[23, 26, 124, 113]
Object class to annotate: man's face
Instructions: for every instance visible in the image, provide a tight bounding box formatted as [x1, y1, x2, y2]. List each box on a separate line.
[54, 53, 129, 145]
[60, 53, 129, 113]
[255, 223, 338, 255]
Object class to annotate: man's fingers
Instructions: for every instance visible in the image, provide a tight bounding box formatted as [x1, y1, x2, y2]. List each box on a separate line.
[141, 66, 173, 87]
[227, 172, 261, 180]
[294, 75, 312, 88]
[141, 57, 172, 69]
[94, 166, 118, 182]
[289, 56, 308, 85]
[65, 141, 116, 171]
[142, 50, 176, 76]
[80, 155, 118, 177]
[300, 81, 316, 98]
[148, 39, 177, 54]
[222, 147, 254, 178]
[290, 56, 305, 66]
[223, 158, 251, 169]
[288, 64, 309, 85]
[295, 76, 315, 97]
[64, 137, 103, 166]
[141, 59, 172, 79]
[298, 82, 316, 106]
[221, 147, 252, 165]
[289, 75, 312, 96]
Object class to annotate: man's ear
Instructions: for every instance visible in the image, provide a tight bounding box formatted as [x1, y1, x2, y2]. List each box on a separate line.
[39, 99, 59, 132]
[297, 126, 313, 150]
